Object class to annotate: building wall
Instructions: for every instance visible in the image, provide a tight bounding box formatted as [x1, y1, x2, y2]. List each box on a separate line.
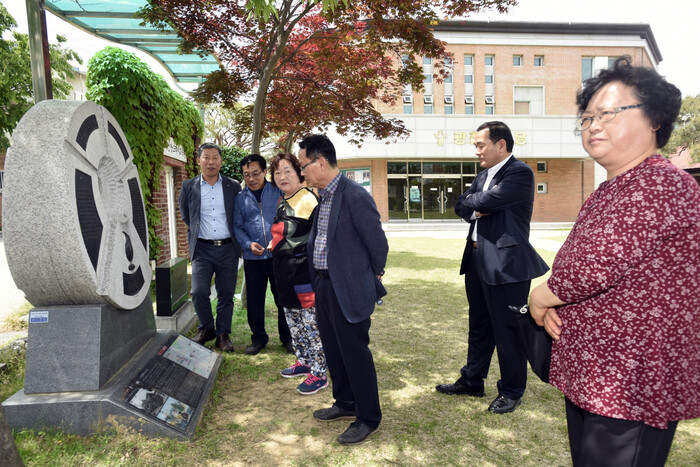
[151, 156, 190, 265]
[338, 158, 389, 220]
[380, 45, 654, 116]
[527, 158, 595, 222]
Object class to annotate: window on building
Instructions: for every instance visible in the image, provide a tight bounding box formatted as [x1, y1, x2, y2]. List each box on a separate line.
[537, 182, 548, 194]
[485, 55, 494, 66]
[582, 57, 593, 82]
[465, 105, 474, 115]
[424, 104, 433, 114]
[608, 56, 619, 68]
[513, 86, 544, 115]
[423, 56, 433, 95]
[445, 104, 453, 114]
[464, 75, 473, 84]
[537, 161, 548, 173]
[513, 55, 523, 66]
[485, 75, 494, 84]
[485, 105, 494, 115]
[403, 104, 413, 114]
[514, 102, 530, 115]
[534, 55, 544, 67]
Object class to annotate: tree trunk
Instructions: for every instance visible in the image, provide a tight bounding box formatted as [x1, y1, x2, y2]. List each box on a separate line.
[0, 405, 23, 467]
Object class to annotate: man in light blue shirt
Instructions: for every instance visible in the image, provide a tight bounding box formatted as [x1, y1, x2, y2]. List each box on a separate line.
[179, 143, 242, 352]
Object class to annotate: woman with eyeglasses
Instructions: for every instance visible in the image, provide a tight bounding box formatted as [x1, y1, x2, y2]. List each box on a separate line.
[267, 153, 328, 395]
[529, 56, 700, 466]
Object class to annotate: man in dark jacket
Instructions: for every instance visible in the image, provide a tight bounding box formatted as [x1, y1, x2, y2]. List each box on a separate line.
[299, 134, 388, 445]
[179, 142, 241, 352]
[234, 154, 293, 355]
[436, 121, 549, 413]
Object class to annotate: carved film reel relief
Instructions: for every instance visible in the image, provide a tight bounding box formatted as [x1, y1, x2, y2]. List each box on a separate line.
[4, 101, 151, 309]
[67, 102, 152, 309]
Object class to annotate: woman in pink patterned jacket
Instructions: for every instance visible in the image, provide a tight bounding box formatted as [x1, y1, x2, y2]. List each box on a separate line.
[529, 56, 700, 466]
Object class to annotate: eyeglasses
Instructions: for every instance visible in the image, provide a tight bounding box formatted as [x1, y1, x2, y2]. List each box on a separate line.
[576, 104, 643, 131]
[300, 158, 319, 171]
[242, 170, 263, 179]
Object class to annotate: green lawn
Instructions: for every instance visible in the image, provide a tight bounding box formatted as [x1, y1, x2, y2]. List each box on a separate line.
[3, 237, 699, 466]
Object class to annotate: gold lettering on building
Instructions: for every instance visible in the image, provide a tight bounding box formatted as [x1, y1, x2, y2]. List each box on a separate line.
[434, 130, 447, 147]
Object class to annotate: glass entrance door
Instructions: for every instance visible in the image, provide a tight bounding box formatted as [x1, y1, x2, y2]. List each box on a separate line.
[422, 177, 461, 220]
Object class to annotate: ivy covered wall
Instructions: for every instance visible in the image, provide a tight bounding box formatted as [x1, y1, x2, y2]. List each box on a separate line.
[86, 46, 202, 260]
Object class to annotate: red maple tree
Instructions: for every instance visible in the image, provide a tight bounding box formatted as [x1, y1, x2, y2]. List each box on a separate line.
[142, 0, 516, 153]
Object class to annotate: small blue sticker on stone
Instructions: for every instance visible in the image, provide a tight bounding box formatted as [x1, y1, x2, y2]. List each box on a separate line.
[29, 311, 49, 324]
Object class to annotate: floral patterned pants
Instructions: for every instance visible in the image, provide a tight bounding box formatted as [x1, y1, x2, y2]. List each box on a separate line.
[284, 306, 327, 377]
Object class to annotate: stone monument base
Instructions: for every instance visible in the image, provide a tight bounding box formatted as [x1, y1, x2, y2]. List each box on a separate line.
[23, 298, 157, 394]
[3, 331, 221, 441]
[155, 300, 198, 334]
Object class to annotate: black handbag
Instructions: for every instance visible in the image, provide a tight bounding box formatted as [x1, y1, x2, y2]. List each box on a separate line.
[510, 304, 552, 383]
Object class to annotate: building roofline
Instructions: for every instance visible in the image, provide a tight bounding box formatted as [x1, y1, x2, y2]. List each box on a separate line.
[433, 20, 662, 64]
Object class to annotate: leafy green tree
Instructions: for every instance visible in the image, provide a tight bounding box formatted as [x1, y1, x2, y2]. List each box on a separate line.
[86, 46, 203, 259]
[662, 94, 700, 164]
[0, 2, 81, 151]
[219, 146, 249, 182]
[205, 104, 278, 155]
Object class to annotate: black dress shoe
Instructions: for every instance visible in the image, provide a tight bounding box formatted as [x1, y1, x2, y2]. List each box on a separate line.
[488, 394, 522, 413]
[245, 342, 265, 355]
[216, 334, 234, 352]
[193, 328, 216, 345]
[284, 341, 295, 354]
[313, 405, 356, 421]
[435, 382, 486, 397]
[337, 421, 379, 445]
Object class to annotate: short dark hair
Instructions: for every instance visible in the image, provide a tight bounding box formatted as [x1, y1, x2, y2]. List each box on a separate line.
[269, 153, 304, 188]
[239, 153, 267, 171]
[198, 142, 222, 158]
[476, 121, 514, 152]
[298, 134, 337, 167]
[576, 55, 681, 148]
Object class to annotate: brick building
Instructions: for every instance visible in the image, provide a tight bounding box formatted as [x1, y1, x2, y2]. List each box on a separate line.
[331, 21, 661, 223]
[151, 141, 191, 265]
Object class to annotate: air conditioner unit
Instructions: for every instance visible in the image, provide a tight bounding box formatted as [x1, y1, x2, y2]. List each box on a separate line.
[444, 95, 454, 104]
[485, 95, 495, 104]
[424, 95, 434, 104]
[402, 95, 413, 104]
[465, 95, 474, 104]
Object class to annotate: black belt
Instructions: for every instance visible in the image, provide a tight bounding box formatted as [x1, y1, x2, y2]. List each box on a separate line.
[317, 270, 330, 279]
[198, 237, 233, 246]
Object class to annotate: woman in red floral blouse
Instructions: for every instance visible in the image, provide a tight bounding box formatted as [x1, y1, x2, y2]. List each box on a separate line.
[529, 56, 700, 466]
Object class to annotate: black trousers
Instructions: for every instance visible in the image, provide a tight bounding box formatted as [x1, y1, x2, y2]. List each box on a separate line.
[191, 242, 238, 335]
[314, 274, 381, 428]
[457, 249, 530, 399]
[565, 398, 678, 467]
[243, 258, 291, 346]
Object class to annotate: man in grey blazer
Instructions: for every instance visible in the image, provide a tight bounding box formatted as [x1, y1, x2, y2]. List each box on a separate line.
[436, 121, 549, 413]
[179, 142, 242, 352]
[298, 134, 388, 445]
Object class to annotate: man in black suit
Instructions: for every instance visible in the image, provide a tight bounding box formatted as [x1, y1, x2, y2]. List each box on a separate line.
[298, 134, 388, 445]
[436, 121, 549, 413]
[179, 142, 242, 352]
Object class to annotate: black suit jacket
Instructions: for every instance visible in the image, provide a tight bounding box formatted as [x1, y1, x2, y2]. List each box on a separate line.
[179, 174, 242, 258]
[455, 156, 548, 285]
[308, 175, 388, 323]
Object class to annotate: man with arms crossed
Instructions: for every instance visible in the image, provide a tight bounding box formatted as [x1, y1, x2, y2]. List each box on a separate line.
[436, 121, 548, 413]
[298, 134, 388, 445]
[179, 142, 241, 352]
